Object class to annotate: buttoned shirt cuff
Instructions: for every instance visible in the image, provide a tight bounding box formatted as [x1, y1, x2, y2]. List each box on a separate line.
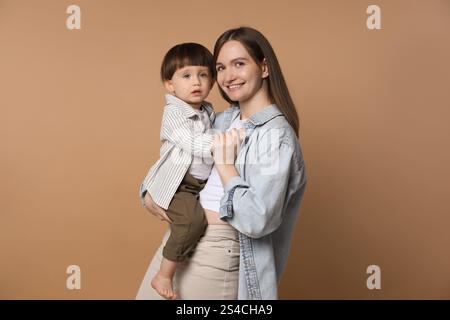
[219, 176, 249, 220]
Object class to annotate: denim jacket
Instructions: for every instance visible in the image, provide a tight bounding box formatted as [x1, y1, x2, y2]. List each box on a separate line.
[216, 104, 307, 300]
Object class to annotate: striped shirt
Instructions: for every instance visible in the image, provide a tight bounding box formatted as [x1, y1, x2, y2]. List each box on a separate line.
[140, 94, 216, 209]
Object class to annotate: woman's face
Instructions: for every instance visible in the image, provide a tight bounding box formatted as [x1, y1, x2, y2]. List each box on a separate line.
[215, 40, 268, 103]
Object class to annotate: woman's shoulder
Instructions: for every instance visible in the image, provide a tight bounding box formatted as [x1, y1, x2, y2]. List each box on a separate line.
[258, 113, 305, 167]
[259, 113, 297, 142]
[213, 104, 239, 129]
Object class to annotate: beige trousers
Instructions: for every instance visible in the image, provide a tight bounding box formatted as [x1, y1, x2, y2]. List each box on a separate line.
[136, 224, 240, 300]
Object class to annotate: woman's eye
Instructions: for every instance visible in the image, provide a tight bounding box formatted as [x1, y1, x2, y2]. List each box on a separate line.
[236, 62, 244, 67]
[216, 66, 224, 72]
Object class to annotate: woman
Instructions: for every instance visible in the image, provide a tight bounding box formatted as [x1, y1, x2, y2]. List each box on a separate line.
[136, 26, 307, 300]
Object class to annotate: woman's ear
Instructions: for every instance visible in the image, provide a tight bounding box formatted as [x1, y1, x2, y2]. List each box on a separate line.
[261, 58, 269, 79]
[164, 80, 175, 94]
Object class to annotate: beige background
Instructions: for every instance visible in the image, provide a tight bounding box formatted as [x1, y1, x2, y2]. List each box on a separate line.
[1, 0, 449, 299]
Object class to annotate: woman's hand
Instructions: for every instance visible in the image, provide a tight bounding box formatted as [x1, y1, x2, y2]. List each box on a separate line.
[143, 192, 172, 223]
[212, 128, 245, 186]
[212, 128, 246, 165]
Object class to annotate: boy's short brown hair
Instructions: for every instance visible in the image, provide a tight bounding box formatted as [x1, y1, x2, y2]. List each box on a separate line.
[160, 43, 216, 82]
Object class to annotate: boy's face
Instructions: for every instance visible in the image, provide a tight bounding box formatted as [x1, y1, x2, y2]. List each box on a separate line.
[164, 65, 213, 109]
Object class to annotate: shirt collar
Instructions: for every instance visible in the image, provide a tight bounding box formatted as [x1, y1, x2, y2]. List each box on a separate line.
[230, 103, 282, 128]
[165, 94, 213, 119]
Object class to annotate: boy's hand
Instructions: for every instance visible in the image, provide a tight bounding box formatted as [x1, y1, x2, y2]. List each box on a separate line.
[143, 192, 172, 223]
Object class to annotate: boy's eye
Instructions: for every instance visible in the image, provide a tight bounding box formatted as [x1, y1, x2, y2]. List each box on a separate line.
[183, 74, 190, 78]
[200, 73, 209, 77]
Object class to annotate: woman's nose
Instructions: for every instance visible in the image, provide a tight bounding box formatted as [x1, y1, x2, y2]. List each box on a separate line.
[223, 69, 236, 84]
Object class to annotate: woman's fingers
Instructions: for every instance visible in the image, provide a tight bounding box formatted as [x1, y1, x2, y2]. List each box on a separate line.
[213, 133, 220, 151]
[213, 129, 246, 165]
[229, 129, 240, 158]
[230, 128, 246, 145]
[229, 128, 238, 144]
[238, 128, 246, 140]
[144, 192, 172, 223]
[213, 132, 223, 164]
[153, 203, 172, 222]
[224, 130, 234, 163]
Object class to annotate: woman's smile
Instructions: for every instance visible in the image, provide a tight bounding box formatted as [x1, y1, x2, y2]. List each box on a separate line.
[226, 83, 245, 91]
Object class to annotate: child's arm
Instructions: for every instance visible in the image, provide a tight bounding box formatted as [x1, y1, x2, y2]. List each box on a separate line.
[161, 106, 215, 159]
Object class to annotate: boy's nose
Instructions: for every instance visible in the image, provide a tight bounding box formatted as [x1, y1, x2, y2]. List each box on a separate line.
[192, 76, 201, 85]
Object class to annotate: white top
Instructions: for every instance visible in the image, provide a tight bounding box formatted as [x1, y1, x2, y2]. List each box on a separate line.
[199, 116, 247, 213]
[188, 106, 213, 181]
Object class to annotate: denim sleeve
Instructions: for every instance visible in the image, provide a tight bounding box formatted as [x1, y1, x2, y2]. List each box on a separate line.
[219, 140, 296, 239]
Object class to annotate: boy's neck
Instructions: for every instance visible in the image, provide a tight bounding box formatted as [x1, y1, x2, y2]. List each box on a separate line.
[190, 103, 202, 110]
[169, 94, 202, 110]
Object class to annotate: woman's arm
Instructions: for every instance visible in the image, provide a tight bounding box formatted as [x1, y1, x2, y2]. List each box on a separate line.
[143, 192, 172, 223]
[217, 131, 303, 239]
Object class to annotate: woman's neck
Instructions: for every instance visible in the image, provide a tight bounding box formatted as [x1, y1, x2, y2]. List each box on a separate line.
[239, 81, 272, 120]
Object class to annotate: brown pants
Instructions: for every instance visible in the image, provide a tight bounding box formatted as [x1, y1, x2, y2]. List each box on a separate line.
[163, 172, 207, 262]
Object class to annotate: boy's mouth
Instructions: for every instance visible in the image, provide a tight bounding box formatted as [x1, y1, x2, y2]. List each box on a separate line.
[191, 90, 202, 95]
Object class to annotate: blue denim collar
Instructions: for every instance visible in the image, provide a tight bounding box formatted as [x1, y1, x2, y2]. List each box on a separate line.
[227, 103, 283, 129]
[247, 104, 282, 127]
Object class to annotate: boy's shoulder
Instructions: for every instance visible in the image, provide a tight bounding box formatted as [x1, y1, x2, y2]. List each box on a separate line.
[163, 95, 196, 119]
[201, 100, 215, 117]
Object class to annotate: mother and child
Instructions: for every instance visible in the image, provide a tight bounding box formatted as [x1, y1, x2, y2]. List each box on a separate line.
[136, 26, 307, 300]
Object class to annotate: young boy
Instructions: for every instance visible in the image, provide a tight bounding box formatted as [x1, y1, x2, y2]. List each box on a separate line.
[139, 43, 216, 300]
